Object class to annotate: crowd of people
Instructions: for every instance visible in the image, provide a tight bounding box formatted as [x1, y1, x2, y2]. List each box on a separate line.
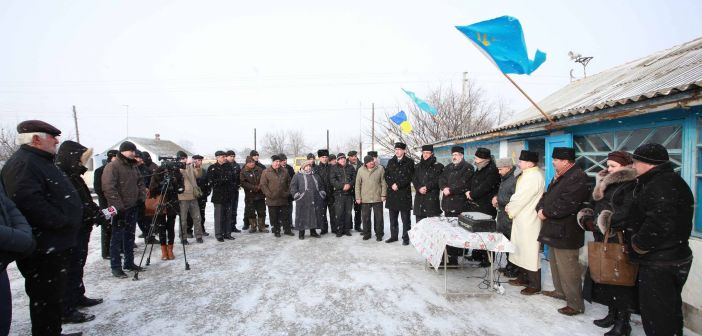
[0, 119, 695, 336]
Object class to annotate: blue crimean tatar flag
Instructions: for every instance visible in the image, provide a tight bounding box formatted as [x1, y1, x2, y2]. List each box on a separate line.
[402, 89, 438, 116]
[456, 16, 546, 75]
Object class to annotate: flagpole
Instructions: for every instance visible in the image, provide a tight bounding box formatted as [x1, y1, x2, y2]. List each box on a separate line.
[502, 73, 554, 125]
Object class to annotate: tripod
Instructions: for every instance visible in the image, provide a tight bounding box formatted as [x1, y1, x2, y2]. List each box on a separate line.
[133, 169, 190, 281]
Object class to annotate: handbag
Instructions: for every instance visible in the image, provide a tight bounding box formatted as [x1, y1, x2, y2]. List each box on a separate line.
[144, 190, 166, 217]
[184, 167, 203, 198]
[587, 229, 638, 286]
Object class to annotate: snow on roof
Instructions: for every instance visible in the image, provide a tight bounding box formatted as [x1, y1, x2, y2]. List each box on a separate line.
[102, 135, 192, 159]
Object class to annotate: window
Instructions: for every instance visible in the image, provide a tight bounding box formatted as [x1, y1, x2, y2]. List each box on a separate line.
[574, 125, 683, 177]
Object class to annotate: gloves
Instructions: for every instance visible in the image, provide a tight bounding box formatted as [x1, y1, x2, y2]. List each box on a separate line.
[320, 191, 327, 199]
[293, 192, 303, 201]
[576, 208, 594, 231]
[597, 210, 613, 235]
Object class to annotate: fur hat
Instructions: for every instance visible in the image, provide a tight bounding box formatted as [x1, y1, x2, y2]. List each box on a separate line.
[367, 151, 378, 158]
[421, 145, 434, 152]
[451, 146, 464, 155]
[119, 141, 137, 152]
[632, 143, 669, 165]
[475, 147, 491, 160]
[394, 142, 407, 150]
[317, 149, 329, 157]
[519, 150, 538, 163]
[495, 158, 514, 168]
[552, 147, 576, 161]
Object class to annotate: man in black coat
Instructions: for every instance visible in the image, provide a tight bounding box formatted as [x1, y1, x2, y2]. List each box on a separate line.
[627, 144, 694, 336]
[226, 150, 242, 233]
[384, 142, 415, 245]
[56, 141, 105, 324]
[208, 151, 234, 242]
[536, 147, 590, 316]
[438, 146, 473, 264]
[94, 149, 118, 259]
[313, 149, 335, 234]
[413, 145, 444, 222]
[466, 148, 501, 266]
[1, 120, 83, 335]
[347, 150, 363, 231]
[0, 183, 35, 336]
[280, 154, 295, 229]
[330, 153, 356, 237]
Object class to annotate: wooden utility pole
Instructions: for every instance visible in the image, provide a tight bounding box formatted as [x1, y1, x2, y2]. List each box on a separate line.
[371, 103, 375, 151]
[326, 129, 329, 150]
[254, 128, 257, 151]
[72, 105, 80, 143]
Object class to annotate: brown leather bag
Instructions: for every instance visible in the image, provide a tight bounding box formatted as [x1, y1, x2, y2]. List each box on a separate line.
[144, 190, 165, 217]
[588, 230, 638, 286]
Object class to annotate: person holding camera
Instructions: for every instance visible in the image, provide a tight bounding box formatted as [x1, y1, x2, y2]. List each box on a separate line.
[149, 153, 185, 261]
[102, 141, 147, 278]
[177, 152, 204, 246]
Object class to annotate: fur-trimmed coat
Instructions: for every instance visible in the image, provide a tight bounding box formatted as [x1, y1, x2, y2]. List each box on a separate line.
[579, 167, 639, 310]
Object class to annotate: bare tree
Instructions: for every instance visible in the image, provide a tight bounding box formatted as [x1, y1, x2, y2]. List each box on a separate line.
[373, 81, 497, 159]
[0, 125, 19, 162]
[261, 132, 287, 157]
[286, 130, 308, 157]
[332, 136, 361, 156]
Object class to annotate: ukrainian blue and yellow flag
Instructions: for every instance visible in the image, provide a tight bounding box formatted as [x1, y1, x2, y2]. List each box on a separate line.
[390, 110, 413, 134]
[456, 16, 546, 75]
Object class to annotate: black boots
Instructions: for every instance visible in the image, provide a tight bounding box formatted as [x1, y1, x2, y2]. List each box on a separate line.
[604, 311, 631, 336]
[299, 230, 305, 240]
[310, 229, 321, 238]
[594, 306, 617, 328]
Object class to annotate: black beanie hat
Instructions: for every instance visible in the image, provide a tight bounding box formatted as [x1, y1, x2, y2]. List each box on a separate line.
[307, 153, 315, 160]
[134, 150, 143, 158]
[451, 146, 464, 155]
[363, 155, 374, 164]
[278, 153, 287, 160]
[106, 149, 119, 159]
[271, 155, 281, 162]
[176, 150, 188, 159]
[119, 141, 136, 152]
[475, 147, 491, 160]
[552, 147, 576, 161]
[632, 143, 669, 165]
[215, 150, 226, 157]
[249, 150, 259, 157]
[519, 150, 539, 163]
[226, 150, 236, 156]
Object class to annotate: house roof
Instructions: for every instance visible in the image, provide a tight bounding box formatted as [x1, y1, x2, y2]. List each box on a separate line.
[434, 36, 702, 145]
[102, 136, 192, 159]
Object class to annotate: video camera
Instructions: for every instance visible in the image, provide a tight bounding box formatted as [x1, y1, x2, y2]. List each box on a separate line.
[158, 156, 186, 170]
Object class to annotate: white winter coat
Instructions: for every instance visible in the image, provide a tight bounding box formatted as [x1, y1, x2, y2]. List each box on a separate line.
[505, 166, 544, 272]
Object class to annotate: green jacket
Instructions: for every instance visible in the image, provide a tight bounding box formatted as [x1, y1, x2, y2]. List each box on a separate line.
[354, 165, 387, 204]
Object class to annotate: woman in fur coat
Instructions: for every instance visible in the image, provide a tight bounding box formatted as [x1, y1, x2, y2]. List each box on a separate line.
[578, 151, 638, 336]
[290, 160, 325, 239]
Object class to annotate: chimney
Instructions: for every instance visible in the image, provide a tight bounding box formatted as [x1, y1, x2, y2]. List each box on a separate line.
[155, 133, 160, 141]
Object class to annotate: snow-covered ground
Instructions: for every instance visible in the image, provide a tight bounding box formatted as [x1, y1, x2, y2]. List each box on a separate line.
[6, 197, 700, 335]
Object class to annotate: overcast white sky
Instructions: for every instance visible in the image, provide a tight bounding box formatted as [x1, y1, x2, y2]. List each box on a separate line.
[1, 0, 700, 156]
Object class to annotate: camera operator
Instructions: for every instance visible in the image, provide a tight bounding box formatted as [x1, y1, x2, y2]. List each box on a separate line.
[176, 152, 204, 244]
[149, 154, 185, 260]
